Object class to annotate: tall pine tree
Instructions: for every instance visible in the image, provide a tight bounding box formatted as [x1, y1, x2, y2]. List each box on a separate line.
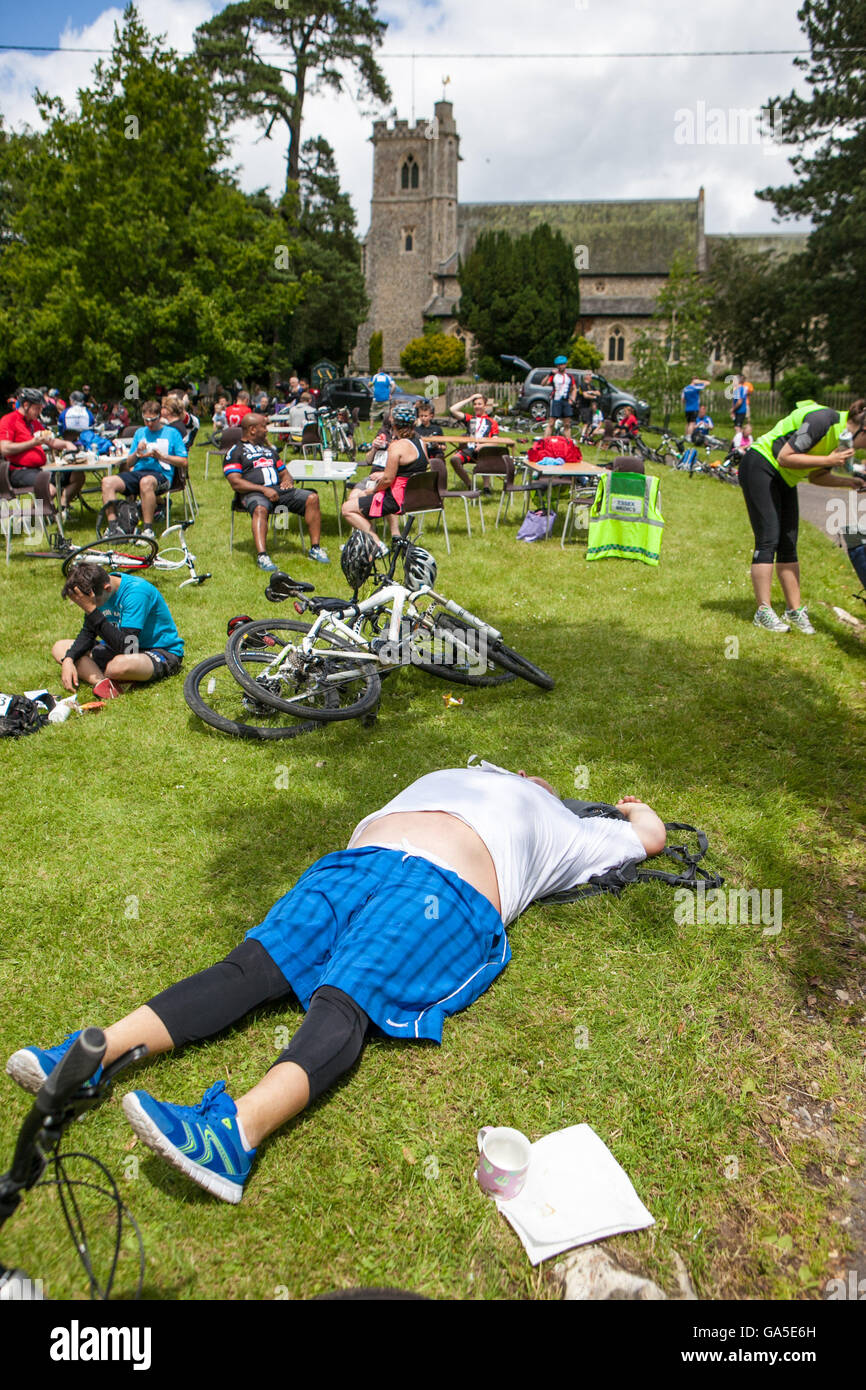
[457, 226, 580, 365]
[758, 0, 866, 382]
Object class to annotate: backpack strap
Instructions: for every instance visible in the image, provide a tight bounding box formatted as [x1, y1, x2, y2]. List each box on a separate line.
[534, 819, 724, 907]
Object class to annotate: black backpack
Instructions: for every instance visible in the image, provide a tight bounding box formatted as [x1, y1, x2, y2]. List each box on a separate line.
[0, 694, 49, 738]
[534, 799, 724, 905]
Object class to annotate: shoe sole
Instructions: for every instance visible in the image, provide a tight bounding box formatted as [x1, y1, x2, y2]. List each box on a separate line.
[122, 1093, 245, 1204]
[6, 1049, 49, 1094]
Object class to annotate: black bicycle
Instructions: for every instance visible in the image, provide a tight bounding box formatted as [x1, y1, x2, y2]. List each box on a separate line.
[0, 1029, 146, 1301]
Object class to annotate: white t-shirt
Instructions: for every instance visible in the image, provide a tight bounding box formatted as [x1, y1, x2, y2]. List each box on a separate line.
[289, 403, 317, 432]
[348, 767, 646, 925]
[551, 371, 572, 402]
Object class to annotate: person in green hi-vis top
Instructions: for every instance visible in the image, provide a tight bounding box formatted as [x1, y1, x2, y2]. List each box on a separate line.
[739, 398, 866, 634]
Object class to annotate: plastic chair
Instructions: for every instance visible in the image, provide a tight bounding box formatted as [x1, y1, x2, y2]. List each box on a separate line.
[400, 470, 451, 555]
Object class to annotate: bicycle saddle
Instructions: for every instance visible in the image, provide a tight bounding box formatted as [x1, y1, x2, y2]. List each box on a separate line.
[304, 595, 350, 613]
[265, 572, 315, 601]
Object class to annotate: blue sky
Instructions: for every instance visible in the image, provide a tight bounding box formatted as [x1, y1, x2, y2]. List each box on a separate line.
[1, 0, 813, 237]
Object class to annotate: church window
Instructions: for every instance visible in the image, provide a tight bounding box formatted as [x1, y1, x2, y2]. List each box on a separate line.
[402, 227, 416, 252]
[608, 328, 625, 362]
[401, 155, 419, 190]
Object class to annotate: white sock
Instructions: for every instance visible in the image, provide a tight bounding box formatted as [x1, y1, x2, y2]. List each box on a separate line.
[235, 1114, 255, 1153]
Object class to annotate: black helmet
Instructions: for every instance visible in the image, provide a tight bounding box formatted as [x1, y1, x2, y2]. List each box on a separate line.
[17, 387, 44, 405]
[341, 530, 381, 592]
[404, 544, 437, 589]
[391, 403, 416, 428]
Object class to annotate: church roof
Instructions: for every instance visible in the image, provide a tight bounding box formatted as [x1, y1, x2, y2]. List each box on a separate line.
[422, 294, 457, 318]
[706, 232, 810, 262]
[457, 199, 701, 274]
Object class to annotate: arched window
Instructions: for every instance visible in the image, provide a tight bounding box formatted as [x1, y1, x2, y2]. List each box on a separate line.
[608, 328, 625, 362]
[401, 155, 419, 190]
[402, 227, 415, 253]
[405, 232, 413, 251]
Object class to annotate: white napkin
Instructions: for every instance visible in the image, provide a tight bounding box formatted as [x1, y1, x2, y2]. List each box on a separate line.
[495, 1124, 654, 1266]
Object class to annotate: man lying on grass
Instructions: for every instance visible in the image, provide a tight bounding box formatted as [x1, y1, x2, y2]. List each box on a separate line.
[7, 767, 666, 1204]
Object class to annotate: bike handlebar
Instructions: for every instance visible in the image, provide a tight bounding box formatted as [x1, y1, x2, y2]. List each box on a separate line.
[35, 1028, 106, 1117]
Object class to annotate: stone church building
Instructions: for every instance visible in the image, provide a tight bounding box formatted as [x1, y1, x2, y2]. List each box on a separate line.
[352, 101, 805, 378]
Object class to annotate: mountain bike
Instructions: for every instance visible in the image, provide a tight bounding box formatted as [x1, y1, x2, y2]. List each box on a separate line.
[224, 521, 553, 724]
[183, 648, 340, 739]
[0, 1028, 146, 1301]
[59, 521, 211, 587]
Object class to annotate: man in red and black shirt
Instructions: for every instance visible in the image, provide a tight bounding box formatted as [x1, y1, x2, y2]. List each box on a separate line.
[224, 413, 329, 572]
[447, 392, 500, 491]
[0, 387, 77, 513]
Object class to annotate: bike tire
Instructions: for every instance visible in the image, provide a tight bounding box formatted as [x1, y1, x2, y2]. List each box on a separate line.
[184, 652, 327, 740]
[61, 534, 158, 575]
[486, 640, 554, 690]
[412, 612, 517, 687]
[225, 618, 382, 723]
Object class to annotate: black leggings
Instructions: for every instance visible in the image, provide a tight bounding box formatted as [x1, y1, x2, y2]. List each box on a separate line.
[738, 449, 799, 564]
[146, 940, 369, 1103]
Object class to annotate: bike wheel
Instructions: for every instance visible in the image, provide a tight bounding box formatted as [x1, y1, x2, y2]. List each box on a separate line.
[412, 612, 517, 687]
[486, 640, 554, 690]
[184, 653, 328, 740]
[61, 534, 158, 575]
[225, 618, 382, 723]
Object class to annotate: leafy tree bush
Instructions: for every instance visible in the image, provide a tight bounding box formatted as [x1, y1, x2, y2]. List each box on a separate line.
[476, 354, 503, 381]
[778, 365, 823, 414]
[567, 336, 602, 371]
[400, 334, 466, 377]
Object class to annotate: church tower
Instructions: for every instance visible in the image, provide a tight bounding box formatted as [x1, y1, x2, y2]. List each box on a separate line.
[354, 101, 460, 372]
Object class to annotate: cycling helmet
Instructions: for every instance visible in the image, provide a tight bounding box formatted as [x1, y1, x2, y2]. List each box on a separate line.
[404, 544, 437, 589]
[391, 403, 416, 428]
[553, 355, 568, 365]
[340, 529, 381, 591]
[17, 387, 44, 405]
[227, 614, 254, 636]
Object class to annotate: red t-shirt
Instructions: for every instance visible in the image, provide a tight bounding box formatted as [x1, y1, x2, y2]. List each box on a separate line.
[226, 403, 252, 428]
[0, 409, 47, 470]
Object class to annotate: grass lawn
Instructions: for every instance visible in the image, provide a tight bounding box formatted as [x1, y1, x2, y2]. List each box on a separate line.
[0, 434, 864, 1302]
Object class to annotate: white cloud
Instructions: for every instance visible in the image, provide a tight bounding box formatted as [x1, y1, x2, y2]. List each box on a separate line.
[0, 0, 812, 236]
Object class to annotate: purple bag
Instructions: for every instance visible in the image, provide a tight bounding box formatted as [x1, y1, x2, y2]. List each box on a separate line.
[516, 509, 556, 542]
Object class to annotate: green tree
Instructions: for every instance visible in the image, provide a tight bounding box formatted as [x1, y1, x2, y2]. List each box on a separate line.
[194, 0, 390, 191]
[457, 226, 580, 365]
[706, 238, 818, 387]
[567, 335, 602, 371]
[400, 335, 466, 377]
[0, 6, 303, 395]
[758, 0, 866, 381]
[630, 254, 712, 425]
[285, 137, 368, 370]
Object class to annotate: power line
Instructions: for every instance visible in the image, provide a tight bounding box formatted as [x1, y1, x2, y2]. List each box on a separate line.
[2, 44, 865, 58]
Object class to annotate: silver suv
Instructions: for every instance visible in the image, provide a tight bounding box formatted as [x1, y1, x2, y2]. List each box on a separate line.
[514, 367, 650, 425]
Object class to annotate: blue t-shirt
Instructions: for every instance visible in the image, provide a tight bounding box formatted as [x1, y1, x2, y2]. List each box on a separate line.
[682, 383, 705, 413]
[126, 425, 186, 484]
[371, 372, 394, 403]
[98, 574, 184, 657]
[732, 384, 748, 414]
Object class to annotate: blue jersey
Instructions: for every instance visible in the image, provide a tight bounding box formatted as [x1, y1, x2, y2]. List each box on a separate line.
[371, 372, 394, 403]
[682, 383, 705, 413]
[98, 574, 184, 656]
[126, 425, 186, 484]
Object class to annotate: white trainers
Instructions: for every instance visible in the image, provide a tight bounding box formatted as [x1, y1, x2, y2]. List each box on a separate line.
[784, 606, 815, 634]
[753, 605, 790, 632]
[256, 553, 277, 572]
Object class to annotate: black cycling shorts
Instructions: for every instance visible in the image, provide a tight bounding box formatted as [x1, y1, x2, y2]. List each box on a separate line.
[738, 448, 799, 564]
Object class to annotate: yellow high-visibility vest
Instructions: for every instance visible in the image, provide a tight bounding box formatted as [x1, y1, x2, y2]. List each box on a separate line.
[586, 471, 664, 566]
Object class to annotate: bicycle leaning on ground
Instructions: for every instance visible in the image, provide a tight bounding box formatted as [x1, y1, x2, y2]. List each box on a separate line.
[56, 520, 212, 588]
[218, 520, 553, 728]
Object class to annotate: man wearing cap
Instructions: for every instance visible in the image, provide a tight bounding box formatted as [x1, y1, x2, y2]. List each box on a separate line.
[546, 357, 576, 439]
[7, 764, 666, 1204]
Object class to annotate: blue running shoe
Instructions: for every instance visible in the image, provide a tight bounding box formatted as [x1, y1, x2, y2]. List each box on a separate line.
[6, 1031, 103, 1096]
[122, 1081, 255, 1204]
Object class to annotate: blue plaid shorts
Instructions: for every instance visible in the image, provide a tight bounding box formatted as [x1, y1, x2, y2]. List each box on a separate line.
[246, 847, 509, 1043]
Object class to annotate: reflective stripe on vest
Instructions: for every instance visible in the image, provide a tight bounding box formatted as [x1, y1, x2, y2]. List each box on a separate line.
[586, 471, 664, 566]
[753, 400, 846, 488]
